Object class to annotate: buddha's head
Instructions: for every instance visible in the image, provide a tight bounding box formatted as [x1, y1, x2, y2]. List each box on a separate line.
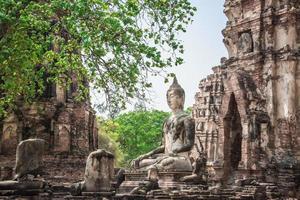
[167, 77, 185, 111]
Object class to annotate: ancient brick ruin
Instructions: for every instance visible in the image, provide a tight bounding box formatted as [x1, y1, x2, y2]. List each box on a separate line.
[193, 0, 300, 197]
[0, 78, 99, 183]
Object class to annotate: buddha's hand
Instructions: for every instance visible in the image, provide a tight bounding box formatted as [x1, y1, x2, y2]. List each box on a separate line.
[167, 152, 176, 157]
[167, 150, 178, 157]
[171, 148, 179, 155]
[130, 159, 139, 168]
[130, 155, 147, 168]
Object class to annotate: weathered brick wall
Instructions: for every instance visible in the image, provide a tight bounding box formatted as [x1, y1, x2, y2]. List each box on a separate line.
[193, 0, 300, 196]
[0, 83, 99, 182]
[0, 155, 14, 181]
[43, 155, 87, 184]
[0, 155, 87, 183]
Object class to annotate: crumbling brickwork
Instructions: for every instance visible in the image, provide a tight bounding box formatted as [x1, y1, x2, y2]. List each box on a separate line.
[193, 0, 300, 198]
[0, 80, 98, 182]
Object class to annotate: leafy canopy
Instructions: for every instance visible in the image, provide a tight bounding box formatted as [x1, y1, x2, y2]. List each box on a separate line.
[98, 118, 124, 167]
[100, 110, 170, 166]
[0, 0, 196, 116]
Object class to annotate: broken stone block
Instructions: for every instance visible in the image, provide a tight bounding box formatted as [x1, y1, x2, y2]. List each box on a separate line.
[14, 139, 45, 180]
[83, 149, 114, 192]
[0, 180, 45, 190]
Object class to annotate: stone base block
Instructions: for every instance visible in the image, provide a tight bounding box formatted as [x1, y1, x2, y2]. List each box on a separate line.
[0, 179, 48, 198]
[64, 192, 114, 200]
[0, 180, 45, 190]
[114, 194, 146, 200]
[158, 171, 192, 189]
[118, 171, 192, 194]
[0, 189, 45, 196]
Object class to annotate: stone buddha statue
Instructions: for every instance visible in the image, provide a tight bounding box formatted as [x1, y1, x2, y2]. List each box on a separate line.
[132, 77, 195, 171]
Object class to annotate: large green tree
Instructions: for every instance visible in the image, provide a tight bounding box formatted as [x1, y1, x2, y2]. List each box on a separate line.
[0, 0, 196, 116]
[100, 110, 169, 166]
[98, 119, 125, 167]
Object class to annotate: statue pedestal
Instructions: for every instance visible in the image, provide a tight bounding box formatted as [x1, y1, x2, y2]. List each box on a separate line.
[158, 171, 192, 189]
[118, 170, 192, 194]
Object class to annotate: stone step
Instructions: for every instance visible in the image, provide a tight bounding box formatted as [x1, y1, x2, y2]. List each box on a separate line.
[220, 189, 235, 192]
[197, 195, 222, 200]
[240, 195, 254, 200]
[229, 197, 241, 200]
[221, 192, 236, 195]
[181, 191, 211, 195]
[64, 195, 102, 200]
[51, 185, 71, 193]
[52, 192, 70, 198]
[0, 190, 15, 196]
[0, 189, 45, 196]
[114, 194, 146, 200]
[0, 197, 10, 200]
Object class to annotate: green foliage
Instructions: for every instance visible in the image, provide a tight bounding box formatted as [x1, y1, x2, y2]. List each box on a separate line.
[100, 110, 169, 166]
[98, 120, 124, 167]
[185, 107, 192, 114]
[0, 0, 196, 116]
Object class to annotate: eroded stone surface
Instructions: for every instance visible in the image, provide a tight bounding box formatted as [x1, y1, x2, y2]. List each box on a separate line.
[71, 149, 115, 195]
[84, 149, 114, 192]
[14, 139, 45, 180]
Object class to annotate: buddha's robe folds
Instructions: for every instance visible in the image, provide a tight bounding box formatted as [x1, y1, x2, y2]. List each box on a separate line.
[137, 112, 195, 172]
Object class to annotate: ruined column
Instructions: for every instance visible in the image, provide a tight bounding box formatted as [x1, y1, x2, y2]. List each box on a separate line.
[83, 149, 114, 192]
[14, 139, 45, 180]
[295, 61, 300, 160]
[274, 60, 297, 153]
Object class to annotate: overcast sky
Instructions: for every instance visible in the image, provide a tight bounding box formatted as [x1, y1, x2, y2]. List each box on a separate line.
[147, 0, 228, 111]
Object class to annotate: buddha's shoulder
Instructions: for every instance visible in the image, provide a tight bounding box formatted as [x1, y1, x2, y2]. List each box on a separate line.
[176, 113, 194, 123]
[163, 112, 194, 125]
[182, 114, 195, 124]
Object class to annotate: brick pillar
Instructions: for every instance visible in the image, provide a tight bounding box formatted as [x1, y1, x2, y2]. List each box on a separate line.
[241, 122, 250, 169]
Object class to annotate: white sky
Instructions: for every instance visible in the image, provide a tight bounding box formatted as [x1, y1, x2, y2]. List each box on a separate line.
[147, 0, 228, 111]
[91, 1, 228, 115]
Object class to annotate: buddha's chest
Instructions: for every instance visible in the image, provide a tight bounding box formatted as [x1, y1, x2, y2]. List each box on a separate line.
[163, 117, 186, 150]
[164, 119, 185, 137]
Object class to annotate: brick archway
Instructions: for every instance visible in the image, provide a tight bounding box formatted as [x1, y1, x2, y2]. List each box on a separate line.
[222, 93, 243, 183]
[217, 72, 251, 183]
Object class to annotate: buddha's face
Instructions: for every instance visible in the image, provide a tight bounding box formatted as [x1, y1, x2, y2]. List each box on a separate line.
[167, 90, 184, 111]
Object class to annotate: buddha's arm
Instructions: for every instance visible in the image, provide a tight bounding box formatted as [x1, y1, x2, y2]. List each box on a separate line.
[131, 145, 165, 168]
[150, 145, 165, 155]
[139, 145, 164, 159]
[174, 118, 195, 153]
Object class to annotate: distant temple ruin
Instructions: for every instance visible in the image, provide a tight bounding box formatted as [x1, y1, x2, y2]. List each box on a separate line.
[0, 77, 99, 182]
[193, 0, 300, 196]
